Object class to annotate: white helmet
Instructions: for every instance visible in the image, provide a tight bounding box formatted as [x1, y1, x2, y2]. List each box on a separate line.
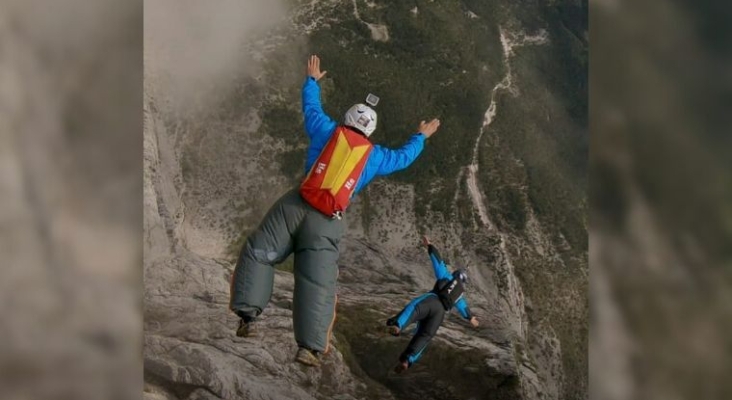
[344, 104, 377, 137]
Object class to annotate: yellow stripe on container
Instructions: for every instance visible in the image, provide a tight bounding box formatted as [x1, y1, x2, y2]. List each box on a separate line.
[320, 131, 369, 195]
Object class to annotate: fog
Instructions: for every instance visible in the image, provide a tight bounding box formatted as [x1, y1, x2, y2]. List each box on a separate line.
[144, 0, 289, 113]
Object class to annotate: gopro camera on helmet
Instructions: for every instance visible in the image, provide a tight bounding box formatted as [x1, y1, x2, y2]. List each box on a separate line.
[366, 93, 379, 107]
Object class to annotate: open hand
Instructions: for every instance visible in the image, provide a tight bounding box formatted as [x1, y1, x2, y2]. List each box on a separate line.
[418, 118, 441, 138]
[421, 235, 431, 247]
[470, 317, 480, 328]
[306, 55, 327, 81]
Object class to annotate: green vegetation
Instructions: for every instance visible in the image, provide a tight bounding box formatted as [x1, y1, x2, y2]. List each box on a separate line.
[300, 0, 506, 222]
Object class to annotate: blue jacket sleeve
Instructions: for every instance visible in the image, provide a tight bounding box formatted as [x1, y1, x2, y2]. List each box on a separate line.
[455, 297, 472, 320]
[373, 133, 426, 176]
[428, 244, 452, 281]
[302, 77, 337, 143]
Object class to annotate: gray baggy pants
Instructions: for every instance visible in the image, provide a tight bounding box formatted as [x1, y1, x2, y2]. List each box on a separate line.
[229, 189, 345, 353]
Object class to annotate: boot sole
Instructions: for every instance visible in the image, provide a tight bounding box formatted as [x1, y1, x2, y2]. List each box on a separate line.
[296, 359, 320, 367]
[295, 352, 321, 367]
[236, 326, 257, 337]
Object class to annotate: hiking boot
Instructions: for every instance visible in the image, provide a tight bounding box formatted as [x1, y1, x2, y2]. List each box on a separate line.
[394, 361, 409, 374]
[295, 347, 321, 367]
[236, 318, 256, 337]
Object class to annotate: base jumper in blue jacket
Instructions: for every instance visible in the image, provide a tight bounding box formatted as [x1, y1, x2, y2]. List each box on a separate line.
[386, 236, 480, 373]
[229, 55, 442, 367]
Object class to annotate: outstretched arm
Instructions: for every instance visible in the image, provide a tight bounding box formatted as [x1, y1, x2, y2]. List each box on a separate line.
[302, 55, 336, 142]
[455, 297, 479, 327]
[375, 119, 441, 176]
[423, 236, 452, 280]
[455, 297, 472, 320]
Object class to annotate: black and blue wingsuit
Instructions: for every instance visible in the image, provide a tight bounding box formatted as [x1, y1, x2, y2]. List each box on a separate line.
[386, 239, 476, 370]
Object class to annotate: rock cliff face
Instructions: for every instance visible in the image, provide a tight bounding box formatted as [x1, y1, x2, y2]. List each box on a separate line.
[144, 1, 587, 399]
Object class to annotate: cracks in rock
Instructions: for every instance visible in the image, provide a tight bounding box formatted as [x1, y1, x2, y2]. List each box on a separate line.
[464, 27, 549, 231]
[467, 28, 550, 226]
[146, 101, 182, 255]
[457, 30, 552, 377]
[147, 333, 261, 372]
[145, 368, 223, 400]
[351, 0, 389, 42]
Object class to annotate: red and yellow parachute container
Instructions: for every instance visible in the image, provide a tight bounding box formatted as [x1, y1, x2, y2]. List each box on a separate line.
[300, 126, 373, 217]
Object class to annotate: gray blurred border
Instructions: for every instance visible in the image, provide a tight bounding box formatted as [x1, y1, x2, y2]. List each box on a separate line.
[0, 0, 142, 399]
[590, 0, 732, 399]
